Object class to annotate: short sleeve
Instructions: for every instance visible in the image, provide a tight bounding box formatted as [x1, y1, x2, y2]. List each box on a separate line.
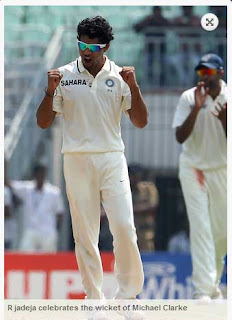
[121, 80, 131, 115]
[172, 91, 193, 128]
[53, 84, 63, 114]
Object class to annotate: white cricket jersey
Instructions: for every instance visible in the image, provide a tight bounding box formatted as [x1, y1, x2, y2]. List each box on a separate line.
[12, 180, 64, 236]
[172, 80, 227, 170]
[53, 56, 132, 153]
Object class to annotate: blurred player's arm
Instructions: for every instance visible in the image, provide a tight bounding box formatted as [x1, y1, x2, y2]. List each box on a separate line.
[176, 82, 208, 143]
[120, 66, 148, 128]
[56, 213, 64, 230]
[54, 190, 65, 231]
[4, 187, 12, 218]
[4, 158, 22, 208]
[4, 204, 11, 218]
[36, 69, 63, 129]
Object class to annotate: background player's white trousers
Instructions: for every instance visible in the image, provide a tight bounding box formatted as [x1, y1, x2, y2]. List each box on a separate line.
[179, 161, 227, 297]
[19, 229, 58, 252]
[63, 152, 144, 299]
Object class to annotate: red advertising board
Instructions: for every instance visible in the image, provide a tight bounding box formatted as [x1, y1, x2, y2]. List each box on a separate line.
[5, 252, 116, 299]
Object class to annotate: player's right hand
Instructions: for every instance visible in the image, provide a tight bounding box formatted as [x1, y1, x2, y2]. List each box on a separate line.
[194, 81, 209, 109]
[47, 69, 63, 94]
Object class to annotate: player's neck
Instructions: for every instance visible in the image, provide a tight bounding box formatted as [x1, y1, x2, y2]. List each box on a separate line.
[88, 56, 106, 77]
[36, 181, 44, 190]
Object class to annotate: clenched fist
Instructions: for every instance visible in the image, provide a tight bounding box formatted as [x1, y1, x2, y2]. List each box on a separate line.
[120, 66, 138, 89]
[47, 69, 63, 94]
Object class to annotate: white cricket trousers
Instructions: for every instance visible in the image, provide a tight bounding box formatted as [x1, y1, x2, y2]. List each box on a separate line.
[179, 162, 227, 296]
[63, 152, 144, 299]
[19, 229, 58, 252]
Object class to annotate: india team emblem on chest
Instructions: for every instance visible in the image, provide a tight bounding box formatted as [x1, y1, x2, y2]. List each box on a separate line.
[105, 79, 114, 87]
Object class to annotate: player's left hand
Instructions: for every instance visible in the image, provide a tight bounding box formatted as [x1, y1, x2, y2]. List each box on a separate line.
[120, 66, 138, 88]
[211, 102, 227, 120]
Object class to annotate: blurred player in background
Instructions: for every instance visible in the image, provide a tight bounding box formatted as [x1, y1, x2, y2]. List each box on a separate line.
[129, 165, 159, 251]
[4, 184, 14, 250]
[36, 15, 148, 315]
[4, 157, 20, 250]
[10, 164, 64, 252]
[172, 53, 227, 300]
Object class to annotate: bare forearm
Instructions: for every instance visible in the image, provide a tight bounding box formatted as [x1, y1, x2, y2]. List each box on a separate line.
[129, 85, 148, 128]
[37, 69, 63, 129]
[36, 92, 56, 129]
[4, 206, 11, 218]
[176, 107, 200, 143]
[56, 214, 63, 230]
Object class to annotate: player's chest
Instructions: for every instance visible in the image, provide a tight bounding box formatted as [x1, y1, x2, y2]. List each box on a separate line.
[26, 190, 54, 211]
[60, 74, 121, 103]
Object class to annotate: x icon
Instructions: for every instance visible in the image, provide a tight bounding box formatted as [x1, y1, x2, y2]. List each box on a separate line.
[206, 18, 214, 26]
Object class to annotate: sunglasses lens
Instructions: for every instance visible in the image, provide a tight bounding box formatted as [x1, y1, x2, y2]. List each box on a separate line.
[88, 44, 101, 52]
[78, 41, 101, 52]
[209, 69, 217, 75]
[197, 69, 217, 76]
[78, 42, 86, 51]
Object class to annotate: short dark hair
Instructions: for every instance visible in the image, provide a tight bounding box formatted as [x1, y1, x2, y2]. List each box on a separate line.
[77, 16, 114, 44]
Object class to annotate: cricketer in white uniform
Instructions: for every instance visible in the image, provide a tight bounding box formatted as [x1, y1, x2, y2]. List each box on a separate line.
[12, 164, 64, 252]
[172, 53, 227, 300]
[37, 16, 148, 302]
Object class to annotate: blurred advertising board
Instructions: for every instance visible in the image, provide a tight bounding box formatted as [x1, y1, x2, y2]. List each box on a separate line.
[4, 252, 226, 299]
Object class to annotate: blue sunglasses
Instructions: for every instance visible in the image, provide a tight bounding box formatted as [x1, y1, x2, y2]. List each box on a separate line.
[77, 40, 107, 52]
